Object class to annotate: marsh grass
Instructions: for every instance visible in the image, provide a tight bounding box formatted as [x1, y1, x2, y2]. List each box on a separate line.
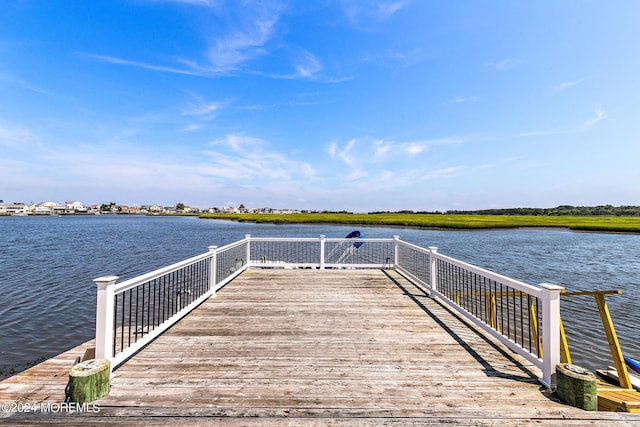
[199, 213, 640, 233]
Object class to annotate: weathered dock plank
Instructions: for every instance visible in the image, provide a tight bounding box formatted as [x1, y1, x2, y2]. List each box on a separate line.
[0, 339, 95, 403]
[2, 269, 639, 425]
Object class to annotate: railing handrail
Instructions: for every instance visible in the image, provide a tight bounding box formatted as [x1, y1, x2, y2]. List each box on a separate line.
[395, 239, 431, 255]
[247, 237, 394, 243]
[113, 251, 213, 295]
[430, 251, 544, 298]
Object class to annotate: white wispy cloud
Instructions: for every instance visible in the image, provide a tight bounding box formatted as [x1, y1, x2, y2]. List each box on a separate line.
[325, 137, 466, 188]
[384, 47, 425, 67]
[331, 137, 463, 165]
[339, 138, 358, 166]
[373, 139, 394, 158]
[179, 124, 202, 132]
[553, 78, 585, 91]
[35, 132, 315, 196]
[0, 74, 52, 95]
[327, 139, 368, 180]
[347, 169, 368, 180]
[260, 48, 326, 80]
[581, 108, 606, 129]
[82, 2, 342, 82]
[518, 108, 606, 137]
[181, 98, 225, 117]
[0, 122, 36, 146]
[485, 58, 521, 71]
[423, 166, 464, 180]
[210, 134, 265, 151]
[404, 142, 426, 155]
[327, 141, 338, 158]
[205, 2, 284, 72]
[292, 51, 323, 79]
[204, 133, 316, 182]
[82, 2, 286, 76]
[444, 96, 478, 104]
[342, 0, 408, 30]
[81, 53, 203, 76]
[517, 130, 569, 138]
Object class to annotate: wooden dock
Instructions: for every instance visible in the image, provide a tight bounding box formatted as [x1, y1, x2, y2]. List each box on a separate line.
[2, 269, 639, 425]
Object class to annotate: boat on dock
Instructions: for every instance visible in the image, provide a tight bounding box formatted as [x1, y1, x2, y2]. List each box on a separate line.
[626, 357, 640, 375]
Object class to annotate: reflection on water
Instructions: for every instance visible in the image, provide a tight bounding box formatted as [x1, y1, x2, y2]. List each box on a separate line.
[1, 216, 638, 377]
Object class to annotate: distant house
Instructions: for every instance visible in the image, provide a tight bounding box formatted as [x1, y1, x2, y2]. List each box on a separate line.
[149, 204, 165, 213]
[0, 203, 29, 215]
[31, 202, 65, 214]
[65, 201, 85, 213]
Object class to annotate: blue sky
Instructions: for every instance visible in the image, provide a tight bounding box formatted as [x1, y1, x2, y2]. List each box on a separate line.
[1, 1, 639, 212]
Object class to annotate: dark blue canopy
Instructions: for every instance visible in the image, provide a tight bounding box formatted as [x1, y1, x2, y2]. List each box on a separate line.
[345, 230, 364, 248]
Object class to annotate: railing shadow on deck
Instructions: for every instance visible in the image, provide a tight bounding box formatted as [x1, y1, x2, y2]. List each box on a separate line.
[382, 269, 544, 386]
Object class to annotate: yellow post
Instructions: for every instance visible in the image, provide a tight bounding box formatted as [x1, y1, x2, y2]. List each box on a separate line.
[490, 293, 498, 331]
[485, 292, 497, 329]
[594, 293, 632, 389]
[559, 317, 572, 364]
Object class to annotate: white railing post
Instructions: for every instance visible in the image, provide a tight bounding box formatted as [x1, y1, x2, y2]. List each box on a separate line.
[208, 245, 217, 295]
[245, 234, 251, 267]
[320, 235, 326, 270]
[393, 236, 400, 269]
[428, 246, 438, 295]
[540, 283, 565, 388]
[93, 275, 118, 363]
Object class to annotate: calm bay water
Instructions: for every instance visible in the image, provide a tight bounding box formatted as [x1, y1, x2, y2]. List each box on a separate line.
[0, 215, 638, 378]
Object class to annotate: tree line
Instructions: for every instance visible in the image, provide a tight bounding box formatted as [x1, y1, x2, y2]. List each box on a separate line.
[446, 205, 640, 217]
[369, 205, 640, 216]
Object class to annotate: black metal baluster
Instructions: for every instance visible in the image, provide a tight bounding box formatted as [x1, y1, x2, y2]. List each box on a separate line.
[112, 293, 118, 357]
[512, 286, 517, 344]
[519, 291, 524, 348]
[527, 294, 532, 352]
[142, 281, 147, 335]
[120, 291, 125, 354]
[128, 288, 133, 348]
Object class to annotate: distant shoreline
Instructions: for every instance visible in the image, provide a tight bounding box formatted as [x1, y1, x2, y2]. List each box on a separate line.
[4, 212, 639, 235]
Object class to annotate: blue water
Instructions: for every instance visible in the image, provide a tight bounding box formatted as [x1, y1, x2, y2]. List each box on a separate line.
[1, 215, 638, 377]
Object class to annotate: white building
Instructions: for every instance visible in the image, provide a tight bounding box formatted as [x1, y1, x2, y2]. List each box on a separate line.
[65, 201, 85, 212]
[0, 203, 30, 215]
[31, 202, 65, 214]
[149, 204, 165, 213]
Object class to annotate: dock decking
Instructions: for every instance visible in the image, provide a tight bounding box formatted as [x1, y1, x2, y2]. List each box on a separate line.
[2, 269, 639, 425]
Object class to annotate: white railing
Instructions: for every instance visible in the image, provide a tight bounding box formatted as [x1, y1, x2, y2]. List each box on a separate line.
[93, 234, 562, 387]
